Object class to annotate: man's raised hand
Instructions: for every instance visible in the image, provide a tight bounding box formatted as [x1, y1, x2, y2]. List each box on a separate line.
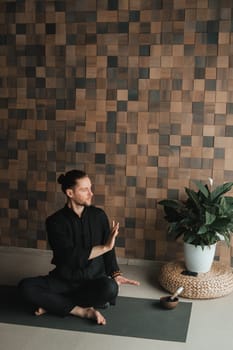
[105, 220, 119, 251]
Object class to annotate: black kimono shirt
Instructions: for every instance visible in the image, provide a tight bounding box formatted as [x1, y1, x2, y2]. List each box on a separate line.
[46, 205, 120, 283]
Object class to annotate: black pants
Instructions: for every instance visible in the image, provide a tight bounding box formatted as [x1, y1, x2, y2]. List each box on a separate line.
[18, 275, 119, 317]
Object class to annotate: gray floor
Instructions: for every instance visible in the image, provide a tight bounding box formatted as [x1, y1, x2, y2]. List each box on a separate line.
[1, 256, 233, 349]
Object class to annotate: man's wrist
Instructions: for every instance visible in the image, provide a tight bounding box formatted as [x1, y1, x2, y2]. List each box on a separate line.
[111, 270, 122, 279]
[103, 245, 110, 253]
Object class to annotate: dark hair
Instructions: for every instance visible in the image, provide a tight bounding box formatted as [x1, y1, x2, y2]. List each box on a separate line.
[57, 169, 87, 194]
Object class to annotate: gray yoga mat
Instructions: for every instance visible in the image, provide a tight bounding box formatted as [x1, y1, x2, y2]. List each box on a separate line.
[0, 286, 192, 342]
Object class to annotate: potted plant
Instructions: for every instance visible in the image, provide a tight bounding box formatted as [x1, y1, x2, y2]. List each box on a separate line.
[159, 179, 233, 273]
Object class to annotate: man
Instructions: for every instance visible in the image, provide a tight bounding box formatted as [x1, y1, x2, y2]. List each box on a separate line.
[19, 169, 139, 325]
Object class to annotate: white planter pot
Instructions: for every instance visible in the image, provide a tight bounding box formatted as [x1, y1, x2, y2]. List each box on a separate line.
[184, 242, 216, 273]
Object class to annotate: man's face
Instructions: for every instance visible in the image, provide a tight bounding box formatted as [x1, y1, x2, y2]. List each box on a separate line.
[68, 176, 93, 207]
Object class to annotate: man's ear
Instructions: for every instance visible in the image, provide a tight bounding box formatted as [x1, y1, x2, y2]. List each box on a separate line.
[66, 189, 73, 198]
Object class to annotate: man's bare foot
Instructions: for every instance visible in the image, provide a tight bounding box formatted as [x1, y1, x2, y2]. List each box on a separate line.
[70, 306, 106, 325]
[85, 307, 106, 325]
[35, 307, 47, 316]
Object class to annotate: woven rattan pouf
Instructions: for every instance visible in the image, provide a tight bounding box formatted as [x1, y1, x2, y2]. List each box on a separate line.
[158, 261, 233, 299]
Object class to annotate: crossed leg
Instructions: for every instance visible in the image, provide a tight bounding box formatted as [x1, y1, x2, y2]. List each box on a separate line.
[20, 276, 117, 325]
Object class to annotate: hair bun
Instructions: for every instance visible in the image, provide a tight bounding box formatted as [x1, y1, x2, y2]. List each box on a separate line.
[57, 174, 65, 184]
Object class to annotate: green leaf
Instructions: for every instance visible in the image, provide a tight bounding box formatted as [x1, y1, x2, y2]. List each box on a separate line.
[197, 225, 207, 234]
[205, 211, 216, 225]
[192, 180, 209, 197]
[185, 188, 201, 209]
[211, 218, 232, 231]
[183, 232, 199, 244]
[159, 199, 183, 209]
[222, 233, 231, 246]
[210, 182, 233, 201]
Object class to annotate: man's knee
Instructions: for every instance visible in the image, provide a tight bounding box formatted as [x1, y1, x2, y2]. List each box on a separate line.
[18, 277, 34, 298]
[101, 277, 119, 300]
[18, 276, 44, 300]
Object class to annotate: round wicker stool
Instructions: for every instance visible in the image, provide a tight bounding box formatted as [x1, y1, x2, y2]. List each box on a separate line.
[158, 261, 233, 299]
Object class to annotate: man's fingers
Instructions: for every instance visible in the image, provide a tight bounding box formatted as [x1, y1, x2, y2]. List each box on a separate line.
[122, 278, 140, 285]
[112, 220, 119, 228]
[115, 275, 140, 286]
[112, 221, 119, 234]
[128, 279, 140, 286]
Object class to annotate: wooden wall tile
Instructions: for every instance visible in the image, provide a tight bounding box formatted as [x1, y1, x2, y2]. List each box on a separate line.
[1, 0, 233, 263]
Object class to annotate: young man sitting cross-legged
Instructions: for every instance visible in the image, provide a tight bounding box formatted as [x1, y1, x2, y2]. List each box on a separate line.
[19, 170, 139, 325]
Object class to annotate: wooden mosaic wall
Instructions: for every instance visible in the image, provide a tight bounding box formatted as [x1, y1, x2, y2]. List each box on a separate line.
[1, 0, 233, 263]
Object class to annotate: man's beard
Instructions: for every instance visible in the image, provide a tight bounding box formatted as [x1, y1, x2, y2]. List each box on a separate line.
[74, 198, 92, 207]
